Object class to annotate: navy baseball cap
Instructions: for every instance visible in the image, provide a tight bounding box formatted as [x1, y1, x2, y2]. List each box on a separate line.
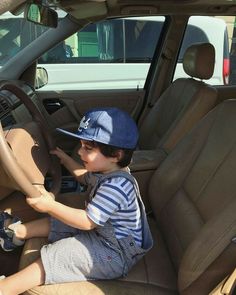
[56, 107, 139, 149]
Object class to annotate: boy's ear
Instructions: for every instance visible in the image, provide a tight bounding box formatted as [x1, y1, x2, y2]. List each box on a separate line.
[111, 150, 123, 163]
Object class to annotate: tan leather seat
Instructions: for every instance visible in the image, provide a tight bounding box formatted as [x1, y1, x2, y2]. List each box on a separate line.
[130, 43, 218, 187]
[138, 42, 217, 154]
[20, 99, 236, 294]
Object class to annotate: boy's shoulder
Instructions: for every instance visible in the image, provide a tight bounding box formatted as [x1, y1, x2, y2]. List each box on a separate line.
[101, 175, 132, 186]
[99, 172, 138, 197]
[100, 169, 136, 185]
[85, 168, 134, 182]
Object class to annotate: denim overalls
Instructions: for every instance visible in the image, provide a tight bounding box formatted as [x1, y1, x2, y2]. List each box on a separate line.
[87, 170, 154, 274]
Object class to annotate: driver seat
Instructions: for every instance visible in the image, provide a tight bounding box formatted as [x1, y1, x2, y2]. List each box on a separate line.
[19, 99, 236, 294]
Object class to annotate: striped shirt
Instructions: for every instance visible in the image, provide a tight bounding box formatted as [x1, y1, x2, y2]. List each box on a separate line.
[86, 175, 143, 247]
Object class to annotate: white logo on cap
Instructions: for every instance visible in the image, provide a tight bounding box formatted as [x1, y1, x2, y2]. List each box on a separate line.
[78, 117, 90, 132]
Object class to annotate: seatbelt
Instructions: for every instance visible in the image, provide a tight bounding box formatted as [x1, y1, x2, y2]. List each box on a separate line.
[209, 269, 236, 295]
[148, 47, 173, 108]
[137, 47, 173, 127]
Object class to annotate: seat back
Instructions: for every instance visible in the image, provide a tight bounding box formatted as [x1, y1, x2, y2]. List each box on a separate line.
[148, 99, 236, 294]
[138, 42, 217, 153]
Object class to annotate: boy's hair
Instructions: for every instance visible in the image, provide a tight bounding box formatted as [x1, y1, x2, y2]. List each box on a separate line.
[85, 141, 134, 167]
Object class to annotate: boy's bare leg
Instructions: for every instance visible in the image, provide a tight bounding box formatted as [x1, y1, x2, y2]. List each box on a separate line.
[0, 258, 45, 295]
[11, 217, 50, 240]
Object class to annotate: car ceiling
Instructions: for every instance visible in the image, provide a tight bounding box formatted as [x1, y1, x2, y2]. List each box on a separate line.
[2, 0, 236, 21]
[0, 0, 25, 15]
[53, 0, 236, 20]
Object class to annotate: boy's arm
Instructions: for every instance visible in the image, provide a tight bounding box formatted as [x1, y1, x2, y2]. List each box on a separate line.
[51, 147, 87, 184]
[27, 193, 97, 230]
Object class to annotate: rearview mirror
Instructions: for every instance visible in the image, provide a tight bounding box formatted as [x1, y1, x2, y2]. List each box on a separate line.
[24, 3, 58, 28]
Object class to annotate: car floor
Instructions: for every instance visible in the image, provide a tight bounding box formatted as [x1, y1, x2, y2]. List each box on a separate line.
[0, 192, 41, 277]
[0, 246, 23, 276]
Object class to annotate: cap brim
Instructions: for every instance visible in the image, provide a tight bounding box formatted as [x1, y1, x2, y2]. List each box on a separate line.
[56, 128, 82, 139]
[56, 128, 93, 141]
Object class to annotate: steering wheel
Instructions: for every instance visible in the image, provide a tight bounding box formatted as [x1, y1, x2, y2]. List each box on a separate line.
[0, 83, 61, 198]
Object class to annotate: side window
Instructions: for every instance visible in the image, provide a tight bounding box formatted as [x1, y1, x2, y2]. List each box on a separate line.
[0, 17, 47, 65]
[124, 19, 163, 62]
[173, 16, 232, 86]
[177, 25, 209, 62]
[39, 17, 165, 90]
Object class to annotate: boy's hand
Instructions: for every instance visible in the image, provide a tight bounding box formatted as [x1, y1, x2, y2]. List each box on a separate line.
[50, 146, 87, 183]
[26, 190, 55, 213]
[50, 147, 68, 163]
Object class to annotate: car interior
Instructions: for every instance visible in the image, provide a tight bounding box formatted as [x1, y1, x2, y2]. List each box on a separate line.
[0, 0, 236, 295]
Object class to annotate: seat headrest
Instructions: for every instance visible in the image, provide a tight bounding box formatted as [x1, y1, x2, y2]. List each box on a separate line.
[183, 43, 215, 80]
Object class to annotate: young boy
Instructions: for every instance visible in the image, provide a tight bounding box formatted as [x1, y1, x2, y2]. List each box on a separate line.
[0, 107, 153, 295]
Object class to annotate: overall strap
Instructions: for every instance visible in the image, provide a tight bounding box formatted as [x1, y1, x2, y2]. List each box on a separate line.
[100, 171, 153, 251]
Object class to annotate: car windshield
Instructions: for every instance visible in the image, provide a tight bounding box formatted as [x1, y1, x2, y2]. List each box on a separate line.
[0, 12, 51, 66]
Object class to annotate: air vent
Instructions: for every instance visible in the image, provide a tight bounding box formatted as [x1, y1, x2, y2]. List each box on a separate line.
[0, 96, 10, 117]
[1, 114, 16, 127]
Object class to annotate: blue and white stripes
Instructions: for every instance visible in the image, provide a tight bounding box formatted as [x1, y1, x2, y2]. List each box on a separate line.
[86, 177, 142, 246]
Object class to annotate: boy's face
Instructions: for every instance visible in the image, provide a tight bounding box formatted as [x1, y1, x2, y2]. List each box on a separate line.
[78, 140, 119, 173]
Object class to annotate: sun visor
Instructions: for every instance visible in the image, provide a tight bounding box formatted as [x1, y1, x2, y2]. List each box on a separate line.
[60, 1, 107, 20]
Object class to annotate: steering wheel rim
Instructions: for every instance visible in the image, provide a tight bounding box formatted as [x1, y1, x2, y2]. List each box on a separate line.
[0, 82, 61, 197]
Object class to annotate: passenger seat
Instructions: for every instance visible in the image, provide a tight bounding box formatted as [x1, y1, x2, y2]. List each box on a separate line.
[139, 42, 217, 152]
[132, 42, 218, 171]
